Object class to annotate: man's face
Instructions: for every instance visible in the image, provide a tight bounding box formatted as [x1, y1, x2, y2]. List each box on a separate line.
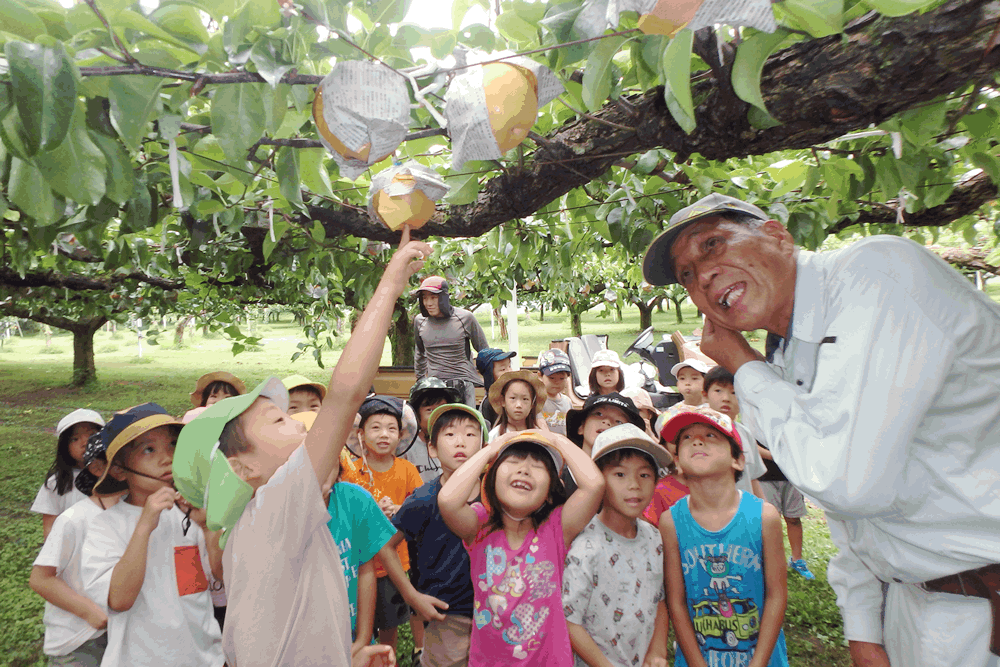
[422, 292, 441, 317]
[669, 217, 796, 335]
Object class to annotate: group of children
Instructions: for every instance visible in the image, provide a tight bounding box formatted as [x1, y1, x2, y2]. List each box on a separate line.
[27, 239, 813, 667]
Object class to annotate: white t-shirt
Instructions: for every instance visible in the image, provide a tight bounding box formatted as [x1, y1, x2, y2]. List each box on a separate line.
[33, 498, 105, 656]
[222, 444, 352, 667]
[82, 500, 223, 666]
[734, 422, 767, 498]
[562, 518, 665, 667]
[541, 394, 572, 436]
[31, 470, 87, 517]
[400, 434, 441, 485]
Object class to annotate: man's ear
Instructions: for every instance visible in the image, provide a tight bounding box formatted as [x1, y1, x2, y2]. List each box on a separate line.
[427, 441, 438, 459]
[732, 453, 746, 473]
[761, 219, 796, 251]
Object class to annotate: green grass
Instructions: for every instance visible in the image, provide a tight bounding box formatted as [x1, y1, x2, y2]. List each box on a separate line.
[0, 302, 826, 666]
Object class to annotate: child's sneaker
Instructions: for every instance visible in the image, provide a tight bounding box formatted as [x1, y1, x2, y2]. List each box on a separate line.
[789, 558, 816, 580]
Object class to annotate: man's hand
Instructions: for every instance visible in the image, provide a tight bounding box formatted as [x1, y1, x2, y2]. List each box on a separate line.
[849, 641, 891, 667]
[699, 318, 764, 374]
[409, 592, 449, 621]
[353, 644, 395, 667]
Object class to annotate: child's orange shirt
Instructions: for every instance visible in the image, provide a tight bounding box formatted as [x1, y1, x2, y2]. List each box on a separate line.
[341, 455, 422, 576]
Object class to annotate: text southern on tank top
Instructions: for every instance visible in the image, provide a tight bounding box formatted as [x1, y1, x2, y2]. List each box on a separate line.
[670, 491, 788, 667]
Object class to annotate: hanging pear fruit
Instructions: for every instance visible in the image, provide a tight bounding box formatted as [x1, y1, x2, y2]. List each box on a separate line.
[313, 60, 411, 180]
[445, 51, 563, 169]
[367, 162, 448, 231]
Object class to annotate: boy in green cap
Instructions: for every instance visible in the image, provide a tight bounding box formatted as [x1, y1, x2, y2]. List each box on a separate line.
[174, 231, 431, 667]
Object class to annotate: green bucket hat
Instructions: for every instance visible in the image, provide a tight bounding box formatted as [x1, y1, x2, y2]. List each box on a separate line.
[427, 403, 489, 444]
[173, 377, 289, 547]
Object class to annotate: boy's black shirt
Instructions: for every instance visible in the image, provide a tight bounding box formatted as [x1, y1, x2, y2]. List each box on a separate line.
[391, 475, 477, 617]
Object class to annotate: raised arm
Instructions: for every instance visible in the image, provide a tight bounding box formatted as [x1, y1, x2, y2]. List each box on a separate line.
[307, 229, 431, 485]
[549, 433, 604, 548]
[439, 438, 505, 542]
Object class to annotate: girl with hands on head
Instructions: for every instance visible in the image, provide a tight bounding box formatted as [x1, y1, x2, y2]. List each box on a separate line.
[438, 429, 604, 667]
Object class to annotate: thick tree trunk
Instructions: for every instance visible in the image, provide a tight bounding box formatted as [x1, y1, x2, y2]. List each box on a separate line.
[671, 300, 685, 324]
[71, 317, 107, 387]
[493, 308, 508, 340]
[637, 302, 654, 330]
[390, 299, 414, 366]
[570, 309, 583, 337]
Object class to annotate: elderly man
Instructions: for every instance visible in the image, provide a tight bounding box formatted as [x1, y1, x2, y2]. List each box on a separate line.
[642, 193, 1000, 667]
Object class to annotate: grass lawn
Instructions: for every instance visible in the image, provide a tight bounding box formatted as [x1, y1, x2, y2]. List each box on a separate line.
[0, 299, 848, 666]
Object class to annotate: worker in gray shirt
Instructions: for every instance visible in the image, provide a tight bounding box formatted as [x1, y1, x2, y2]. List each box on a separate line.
[412, 276, 489, 406]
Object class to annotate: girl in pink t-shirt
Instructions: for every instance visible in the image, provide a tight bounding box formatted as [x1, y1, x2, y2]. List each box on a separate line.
[439, 429, 605, 667]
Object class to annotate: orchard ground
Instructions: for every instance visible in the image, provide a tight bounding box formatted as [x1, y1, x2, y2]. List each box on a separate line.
[9, 287, 1000, 666]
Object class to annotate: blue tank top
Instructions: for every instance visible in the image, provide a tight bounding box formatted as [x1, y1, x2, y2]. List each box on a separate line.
[670, 491, 789, 667]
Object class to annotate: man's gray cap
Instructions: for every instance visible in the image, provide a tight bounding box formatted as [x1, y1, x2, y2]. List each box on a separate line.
[642, 193, 769, 285]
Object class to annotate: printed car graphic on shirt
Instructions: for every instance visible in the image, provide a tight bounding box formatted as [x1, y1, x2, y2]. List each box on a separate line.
[691, 598, 760, 648]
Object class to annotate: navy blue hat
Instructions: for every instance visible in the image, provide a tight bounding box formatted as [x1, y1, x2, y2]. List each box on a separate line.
[75, 431, 107, 496]
[476, 348, 517, 389]
[92, 403, 182, 495]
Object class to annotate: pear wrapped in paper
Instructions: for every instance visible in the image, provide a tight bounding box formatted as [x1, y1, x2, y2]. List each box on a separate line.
[367, 162, 449, 231]
[445, 52, 563, 169]
[313, 61, 412, 180]
[608, 0, 777, 36]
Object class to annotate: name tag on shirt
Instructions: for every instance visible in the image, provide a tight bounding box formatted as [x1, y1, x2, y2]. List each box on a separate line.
[174, 545, 209, 596]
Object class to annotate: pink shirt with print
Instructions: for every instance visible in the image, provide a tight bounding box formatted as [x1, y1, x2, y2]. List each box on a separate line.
[464, 503, 571, 667]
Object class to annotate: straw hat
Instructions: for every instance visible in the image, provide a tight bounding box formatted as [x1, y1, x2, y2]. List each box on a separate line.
[487, 370, 546, 412]
[189, 371, 246, 407]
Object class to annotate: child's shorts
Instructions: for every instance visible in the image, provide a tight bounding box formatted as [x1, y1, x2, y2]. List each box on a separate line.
[48, 633, 107, 667]
[374, 574, 410, 631]
[761, 480, 807, 519]
[422, 615, 472, 667]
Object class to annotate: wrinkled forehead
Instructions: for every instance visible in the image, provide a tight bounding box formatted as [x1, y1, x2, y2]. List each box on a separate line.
[668, 216, 729, 262]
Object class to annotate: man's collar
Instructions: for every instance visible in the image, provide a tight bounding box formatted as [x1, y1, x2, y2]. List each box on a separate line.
[765, 249, 825, 358]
